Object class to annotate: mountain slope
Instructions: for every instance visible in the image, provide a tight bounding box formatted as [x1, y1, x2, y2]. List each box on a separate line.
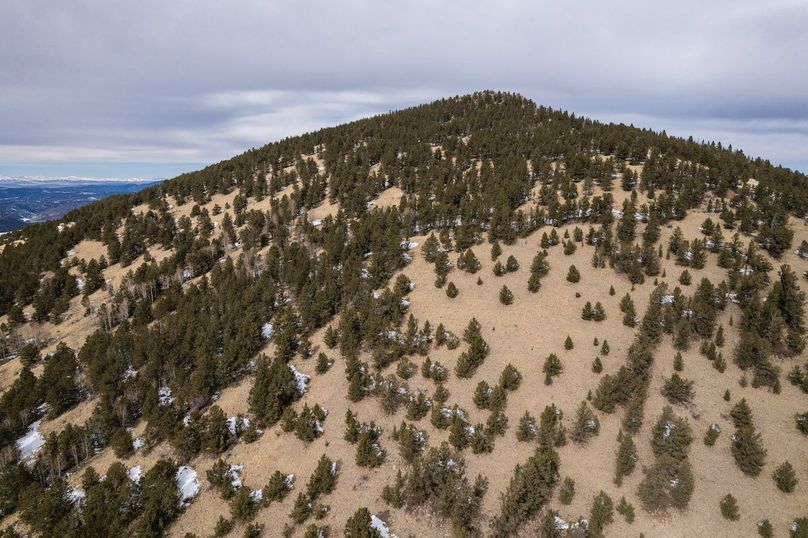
[0, 91, 807, 537]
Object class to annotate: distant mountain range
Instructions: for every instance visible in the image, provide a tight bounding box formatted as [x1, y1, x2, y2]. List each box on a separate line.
[0, 178, 160, 232]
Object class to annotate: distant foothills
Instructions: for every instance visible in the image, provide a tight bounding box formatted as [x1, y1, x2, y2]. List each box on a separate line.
[0, 178, 162, 233]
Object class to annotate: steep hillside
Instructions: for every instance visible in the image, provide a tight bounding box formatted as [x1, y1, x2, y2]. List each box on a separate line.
[0, 91, 807, 538]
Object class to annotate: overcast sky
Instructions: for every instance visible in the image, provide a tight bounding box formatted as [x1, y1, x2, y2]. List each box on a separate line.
[1, 0, 807, 179]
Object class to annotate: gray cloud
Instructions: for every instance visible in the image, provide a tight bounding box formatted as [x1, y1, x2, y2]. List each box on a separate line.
[1, 0, 806, 177]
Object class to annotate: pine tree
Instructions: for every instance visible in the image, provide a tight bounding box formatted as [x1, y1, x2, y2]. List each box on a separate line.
[732, 425, 767, 477]
[558, 476, 575, 505]
[772, 461, 797, 493]
[499, 364, 522, 390]
[614, 429, 637, 485]
[566, 265, 581, 283]
[542, 353, 563, 385]
[570, 400, 600, 444]
[499, 285, 514, 305]
[662, 373, 694, 405]
[704, 424, 721, 446]
[515, 412, 537, 442]
[564, 335, 574, 350]
[720, 493, 740, 521]
[617, 496, 635, 523]
[589, 490, 614, 538]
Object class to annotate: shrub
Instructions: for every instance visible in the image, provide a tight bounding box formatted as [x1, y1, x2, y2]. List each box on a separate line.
[720, 493, 740, 521]
[670, 354, 682, 374]
[617, 496, 635, 524]
[797, 412, 808, 435]
[243, 523, 264, 538]
[758, 519, 773, 538]
[558, 477, 575, 505]
[542, 354, 563, 385]
[704, 424, 720, 446]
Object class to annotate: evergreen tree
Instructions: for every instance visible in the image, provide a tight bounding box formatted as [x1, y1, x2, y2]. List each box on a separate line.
[720, 493, 740, 521]
[772, 461, 797, 493]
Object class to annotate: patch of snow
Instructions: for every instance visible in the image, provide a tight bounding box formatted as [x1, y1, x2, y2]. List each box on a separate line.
[250, 489, 263, 502]
[128, 465, 142, 483]
[371, 515, 397, 538]
[227, 416, 249, 436]
[16, 420, 45, 462]
[285, 474, 295, 488]
[67, 487, 85, 503]
[132, 436, 145, 451]
[176, 466, 200, 505]
[158, 386, 174, 406]
[310, 219, 322, 227]
[289, 364, 310, 394]
[229, 464, 244, 489]
[261, 322, 274, 340]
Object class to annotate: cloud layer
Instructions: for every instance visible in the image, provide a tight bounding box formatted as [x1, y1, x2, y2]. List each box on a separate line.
[1, 0, 806, 177]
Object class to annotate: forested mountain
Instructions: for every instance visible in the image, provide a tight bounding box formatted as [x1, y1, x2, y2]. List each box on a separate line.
[0, 91, 806, 537]
[0, 180, 159, 233]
